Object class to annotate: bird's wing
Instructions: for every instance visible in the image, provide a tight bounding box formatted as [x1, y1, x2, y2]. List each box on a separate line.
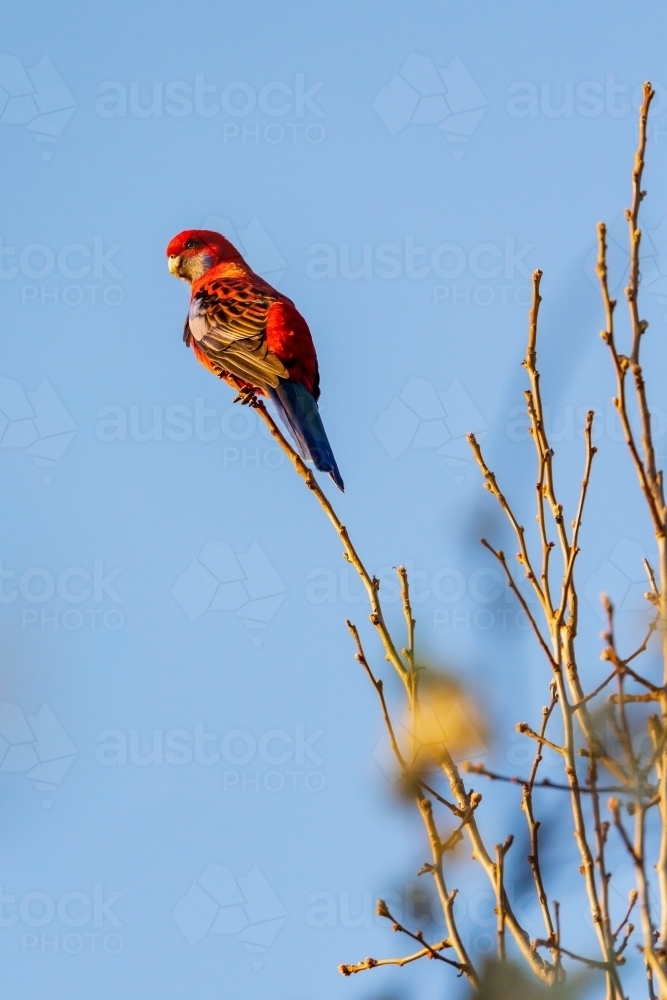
[187, 276, 289, 389]
[265, 299, 320, 399]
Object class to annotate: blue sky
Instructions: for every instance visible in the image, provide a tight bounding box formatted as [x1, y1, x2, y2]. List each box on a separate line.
[1, 1, 667, 997]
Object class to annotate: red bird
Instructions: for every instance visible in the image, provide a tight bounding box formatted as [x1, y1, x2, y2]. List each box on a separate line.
[166, 229, 343, 491]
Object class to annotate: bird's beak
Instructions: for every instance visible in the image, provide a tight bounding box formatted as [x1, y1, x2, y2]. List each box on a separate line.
[168, 255, 181, 277]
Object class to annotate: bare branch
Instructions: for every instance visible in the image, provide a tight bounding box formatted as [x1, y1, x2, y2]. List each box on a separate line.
[467, 435, 545, 607]
[480, 539, 556, 668]
[523, 690, 558, 949]
[397, 566, 416, 678]
[346, 620, 408, 773]
[555, 409, 597, 626]
[463, 762, 626, 795]
[251, 397, 410, 685]
[339, 938, 459, 976]
[517, 721, 564, 756]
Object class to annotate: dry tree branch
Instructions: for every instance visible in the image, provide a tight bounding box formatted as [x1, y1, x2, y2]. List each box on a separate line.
[463, 762, 626, 795]
[597, 83, 667, 972]
[397, 565, 416, 678]
[588, 756, 615, 982]
[610, 693, 661, 705]
[339, 942, 458, 976]
[535, 448, 555, 617]
[645, 558, 660, 602]
[604, 599, 639, 779]
[249, 386, 487, 984]
[344, 620, 475, 977]
[467, 435, 545, 609]
[516, 721, 565, 756]
[494, 836, 513, 961]
[375, 900, 464, 968]
[238, 76, 667, 999]
[438, 746, 553, 981]
[609, 796, 659, 987]
[416, 778, 462, 817]
[625, 615, 660, 665]
[469, 271, 626, 996]
[596, 220, 662, 533]
[555, 410, 596, 628]
[339, 901, 467, 977]
[621, 662, 661, 693]
[523, 690, 559, 951]
[248, 392, 546, 984]
[613, 890, 638, 943]
[250, 397, 410, 688]
[338, 946, 447, 975]
[572, 670, 620, 711]
[476, 536, 556, 667]
[522, 271, 572, 575]
[346, 620, 408, 773]
[533, 941, 613, 973]
[415, 794, 479, 983]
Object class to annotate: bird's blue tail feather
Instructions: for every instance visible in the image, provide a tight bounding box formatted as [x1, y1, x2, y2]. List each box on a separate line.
[267, 382, 344, 492]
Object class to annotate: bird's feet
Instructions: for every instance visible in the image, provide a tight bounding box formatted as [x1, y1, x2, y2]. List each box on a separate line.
[233, 387, 258, 406]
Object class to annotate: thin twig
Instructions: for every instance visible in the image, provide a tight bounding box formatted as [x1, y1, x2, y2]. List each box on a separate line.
[534, 940, 612, 972]
[463, 761, 626, 795]
[614, 891, 639, 943]
[438, 747, 553, 981]
[523, 689, 558, 951]
[478, 538, 556, 668]
[494, 838, 511, 960]
[397, 566, 415, 678]
[467, 434, 545, 607]
[572, 669, 619, 711]
[339, 940, 457, 976]
[517, 721, 564, 756]
[346, 621, 408, 773]
[555, 409, 597, 627]
[250, 397, 410, 686]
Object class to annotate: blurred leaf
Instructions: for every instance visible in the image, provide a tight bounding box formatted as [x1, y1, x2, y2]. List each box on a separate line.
[400, 672, 488, 771]
[468, 960, 588, 999]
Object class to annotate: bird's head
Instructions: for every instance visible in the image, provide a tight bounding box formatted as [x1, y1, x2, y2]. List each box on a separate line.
[166, 229, 243, 283]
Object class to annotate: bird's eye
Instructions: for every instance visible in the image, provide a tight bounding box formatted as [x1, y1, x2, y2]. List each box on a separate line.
[185, 239, 199, 250]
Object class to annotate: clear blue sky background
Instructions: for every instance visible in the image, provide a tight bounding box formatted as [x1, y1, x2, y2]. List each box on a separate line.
[1, 2, 667, 997]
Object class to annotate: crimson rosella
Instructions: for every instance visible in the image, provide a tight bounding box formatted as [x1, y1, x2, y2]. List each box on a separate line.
[166, 229, 344, 491]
